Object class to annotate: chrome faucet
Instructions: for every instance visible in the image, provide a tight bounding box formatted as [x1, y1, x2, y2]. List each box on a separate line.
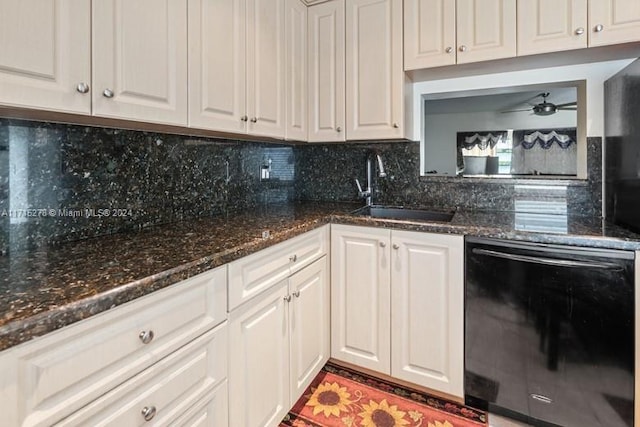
[355, 152, 386, 206]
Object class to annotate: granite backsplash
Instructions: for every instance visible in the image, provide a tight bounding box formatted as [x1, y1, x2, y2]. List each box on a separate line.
[294, 138, 603, 217]
[0, 119, 294, 254]
[0, 119, 603, 253]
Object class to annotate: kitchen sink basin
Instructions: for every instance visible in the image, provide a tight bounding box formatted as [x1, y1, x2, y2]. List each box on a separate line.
[354, 205, 454, 222]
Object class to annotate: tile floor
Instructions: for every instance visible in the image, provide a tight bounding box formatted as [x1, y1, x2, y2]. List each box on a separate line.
[489, 413, 532, 427]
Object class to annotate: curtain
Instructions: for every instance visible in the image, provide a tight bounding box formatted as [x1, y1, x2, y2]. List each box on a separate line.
[456, 131, 508, 172]
[511, 128, 577, 175]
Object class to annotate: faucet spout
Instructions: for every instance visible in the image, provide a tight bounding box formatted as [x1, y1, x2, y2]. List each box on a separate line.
[375, 154, 387, 178]
[355, 151, 387, 206]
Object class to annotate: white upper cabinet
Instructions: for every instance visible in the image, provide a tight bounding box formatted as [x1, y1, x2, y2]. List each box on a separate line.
[285, 0, 309, 141]
[404, 0, 456, 70]
[189, 0, 287, 138]
[0, 0, 91, 114]
[188, 0, 247, 133]
[404, 0, 517, 69]
[517, 0, 588, 56]
[308, 0, 346, 142]
[92, 0, 188, 126]
[246, 0, 287, 138]
[346, 0, 404, 140]
[456, 0, 517, 64]
[588, 0, 640, 47]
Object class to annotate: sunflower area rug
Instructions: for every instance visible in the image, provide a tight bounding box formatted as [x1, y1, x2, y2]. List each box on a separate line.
[280, 363, 487, 427]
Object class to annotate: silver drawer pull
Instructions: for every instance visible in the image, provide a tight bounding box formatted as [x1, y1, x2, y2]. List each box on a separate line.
[141, 406, 156, 421]
[103, 88, 114, 98]
[289, 254, 297, 262]
[392, 244, 400, 250]
[139, 330, 154, 344]
[284, 295, 292, 302]
[293, 291, 300, 298]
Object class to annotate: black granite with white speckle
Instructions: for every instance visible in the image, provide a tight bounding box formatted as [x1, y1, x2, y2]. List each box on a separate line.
[295, 138, 602, 217]
[1, 200, 639, 352]
[0, 119, 294, 255]
[0, 119, 631, 353]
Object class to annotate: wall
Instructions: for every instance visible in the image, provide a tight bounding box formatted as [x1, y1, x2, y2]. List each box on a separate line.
[411, 59, 634, 140]
[294, 138, 602, 217]
[410, 59, 634, 179]
[0, 118, 604, 256]
[0, 119, 294, 254]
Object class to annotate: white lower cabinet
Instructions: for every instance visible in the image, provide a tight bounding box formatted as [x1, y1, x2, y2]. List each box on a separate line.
[331, 224, 464, 398]
[0, 266, 228, 427]
[56, 323, 228, 426]
[229, 256, 329, 427]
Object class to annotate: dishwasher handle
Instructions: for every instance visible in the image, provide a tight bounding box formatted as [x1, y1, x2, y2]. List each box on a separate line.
[471, 248, 625, 271]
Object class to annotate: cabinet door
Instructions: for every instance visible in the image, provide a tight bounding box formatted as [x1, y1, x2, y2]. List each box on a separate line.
[247, 0, 287, 138]
[403, 0, 456, 70]
[229, 281, 290, 427]
[517, 0, 588, 55]
[390, 231, 464, 398]
[0, 0, 91, 114]
[285, 0, 308, 141]
[308, 0, 346, 142]
[331, 225, 391, 374]
[456, 0, 517, 64]
[588, 0, 640, 47]
[290, 256, 330, 401]
[92, 0, 188, 126]
[188, 0, 247, 133]
[346, 0, 404, 140]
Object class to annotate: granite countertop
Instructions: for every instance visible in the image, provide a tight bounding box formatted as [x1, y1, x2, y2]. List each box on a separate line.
[2, 201, 640, 352]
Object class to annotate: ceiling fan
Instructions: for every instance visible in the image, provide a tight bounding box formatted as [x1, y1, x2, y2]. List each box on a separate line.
[501, 92, 577, 116]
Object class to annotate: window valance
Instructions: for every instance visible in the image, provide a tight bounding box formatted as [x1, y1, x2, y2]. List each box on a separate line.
[513, 128, 576, 150]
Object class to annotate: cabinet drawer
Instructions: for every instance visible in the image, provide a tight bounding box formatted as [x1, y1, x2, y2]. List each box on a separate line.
[171, 380, 228, 426]
[56, 323, 227, 426]
[228, 225, 328, 310]
[3, 266, 227, 427]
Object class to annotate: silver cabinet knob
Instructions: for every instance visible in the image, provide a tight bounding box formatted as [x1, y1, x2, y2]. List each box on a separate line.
[139, 330, 154, 344]
[102, 88, 114, 98]
[293, 291, 300, 298]
[594, 24, 604, 32]
[445, 46, 453, 53]
[393, 123, 399, 128]
[459, 45, 467, 52]
[284, 295, 292, 302]
[141, 406, 156, 421]
[250, 117, 257, 123]
[379, 241, 386, 248]
[241, 115, 248, 122]
[392, 244, 400, 250]
[336, 126, 342, 132]
[575, 27, 585, 35]
[289, 254, 297, 262]
[76, 83, 90, 94]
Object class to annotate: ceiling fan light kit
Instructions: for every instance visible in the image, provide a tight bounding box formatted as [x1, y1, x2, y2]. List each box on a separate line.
[502, 92, 577, 116]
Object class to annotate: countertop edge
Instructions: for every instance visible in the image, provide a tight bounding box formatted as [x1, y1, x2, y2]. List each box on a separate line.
[2, 209, 639, 353]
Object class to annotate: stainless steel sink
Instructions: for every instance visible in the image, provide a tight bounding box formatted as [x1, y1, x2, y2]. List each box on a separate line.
[354, 205, 454, 222]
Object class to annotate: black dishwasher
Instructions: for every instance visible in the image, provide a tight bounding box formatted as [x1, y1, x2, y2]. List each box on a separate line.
[465, 237, 634, 427]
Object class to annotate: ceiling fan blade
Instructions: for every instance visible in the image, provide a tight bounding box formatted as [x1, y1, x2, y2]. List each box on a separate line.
[501, 108, 532, 113]
[554, 102, 577, 108]
[557, 106, 577, 110]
